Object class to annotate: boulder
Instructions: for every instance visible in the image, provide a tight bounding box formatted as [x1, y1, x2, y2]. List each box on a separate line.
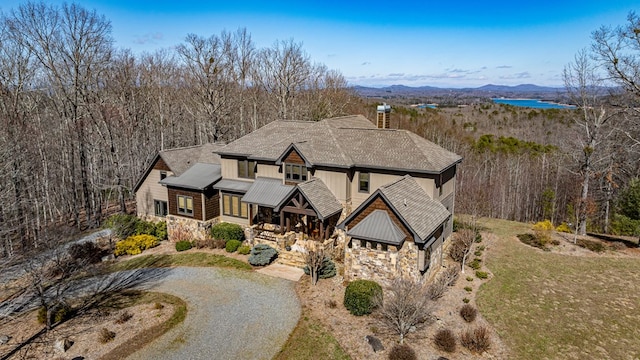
[54, 338, 73, 353]
[0, 335, 10, 344]
[365, 335, 384, 352]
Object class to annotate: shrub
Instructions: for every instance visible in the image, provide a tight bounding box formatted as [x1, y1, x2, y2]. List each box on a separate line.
[154, 302, 164, 310]
[237, 245, 251, 255]
[434, 329, 456, 352]
[248, 244, 278, 266]
[175, 240, 192, 252]
[154, 221, 168, 240]
[533, 219, 554, 231]
[463, 297, 470, 303]
[427, 266, 459, 300]
[225, 239, 242, 253]
[343, 279, 382, 316]
[474, 249, 483, 256]
[556, 222, 572, 233]
[68, 241, 103, 264]
[576, 239, 606, 253]
[54, 305, 71, 323]
[193, 238, 213, 249]
[476, 271, 489, 279]
[37, 307, 47, 324]
[517, 233, 554, 251]
[388, 344, 417, 360]
[610, 214, 640, 236]
[326, 299, 337, 308]
[470, 258, 482, 270]
[211, 222, 244, 241]
[464, 286, 472, 292]
[460, 326, 491, 353]
[135, 220, 157, 237]
[303, 257, 337, 279]
[98, 328, 116, 343]
[114, 234, 159, 256]
[212, 239, 227, 249]
[466, 276, 474, 282]
[460, 304, 477, 322]
[103, 213, 139, 239]
[475, 232, 483, 243]
[115, 311, 133, 324]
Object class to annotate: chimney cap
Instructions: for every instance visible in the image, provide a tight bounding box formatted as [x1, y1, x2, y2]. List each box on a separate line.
[377, 103, 391, 111]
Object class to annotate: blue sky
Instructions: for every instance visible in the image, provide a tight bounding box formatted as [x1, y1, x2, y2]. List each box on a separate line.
[2, 0, 638, 87]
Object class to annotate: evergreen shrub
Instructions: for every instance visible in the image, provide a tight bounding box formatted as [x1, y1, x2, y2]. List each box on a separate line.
[343, 279, 382, 316]
[225, 239, 242, 253]
[211, 222, 244, 241]
[248, 244, 278, 266]
[237, 245, 251, 255]
[303, 257, 337, 279]
[175, 240, 192, 252]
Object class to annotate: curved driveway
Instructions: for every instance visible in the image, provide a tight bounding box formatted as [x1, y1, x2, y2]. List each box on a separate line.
[127, 267, 300, 360]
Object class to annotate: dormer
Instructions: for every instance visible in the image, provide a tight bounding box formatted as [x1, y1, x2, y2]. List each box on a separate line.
[275, 143, 312, 185]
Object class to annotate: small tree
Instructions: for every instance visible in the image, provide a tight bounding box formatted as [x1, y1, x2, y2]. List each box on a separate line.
[304, 246, 324, 285]
[374, 278, 434, 344]
[450, 229, 475, 273]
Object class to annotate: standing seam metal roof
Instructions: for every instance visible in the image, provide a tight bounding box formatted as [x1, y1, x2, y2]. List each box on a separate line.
[159, 163, 221, 190]
[241, 177, 294, 207]
[347, 210, 406, 245]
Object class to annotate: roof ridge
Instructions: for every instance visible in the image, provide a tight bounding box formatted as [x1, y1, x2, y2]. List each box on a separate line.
[380, 174, 413, 189]
[160, 143, 216, 153]
[326, 125, 353, 165]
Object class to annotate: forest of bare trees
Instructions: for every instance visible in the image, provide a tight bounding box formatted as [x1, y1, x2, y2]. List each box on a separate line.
[1, 2, 638, 258]
[0, 2, 356, 257]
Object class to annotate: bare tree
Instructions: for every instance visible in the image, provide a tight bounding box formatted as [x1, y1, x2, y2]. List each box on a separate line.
[563, 50, 618, 235]
[373, 278, 434, 344]
[450, 228, 475, 273]
[304, 246, 324, 286]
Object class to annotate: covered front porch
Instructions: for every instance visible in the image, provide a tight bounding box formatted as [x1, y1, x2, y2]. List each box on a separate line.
[242, 177, 343, 243]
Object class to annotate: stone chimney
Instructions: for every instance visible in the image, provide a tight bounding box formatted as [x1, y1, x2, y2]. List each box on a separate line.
[376, 103, 391, 129]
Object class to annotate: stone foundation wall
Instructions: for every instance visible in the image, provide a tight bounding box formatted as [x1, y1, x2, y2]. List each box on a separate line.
[138, 214, 166, 224]
[344, 236, 445, 287]
[166, 215, 219, 241]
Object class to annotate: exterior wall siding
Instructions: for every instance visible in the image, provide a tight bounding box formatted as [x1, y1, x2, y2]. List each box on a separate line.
[284, 149, 305, 165]
[135, 168, 173, 218]
[204, 190, 220, 220]
[168, 187, 204, 221]
[313, 170, 348, 202]
[257, 164, 280, 179]
[221, 158, 238, 179]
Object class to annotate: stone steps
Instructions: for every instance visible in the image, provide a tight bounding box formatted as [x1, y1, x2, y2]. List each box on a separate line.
[276, 251, 306, 268]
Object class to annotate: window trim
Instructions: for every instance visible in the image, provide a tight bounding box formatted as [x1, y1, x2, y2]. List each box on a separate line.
[222, 193, 248, 219]
[177, 195, 194, 217]
[284, 163, 308, 182]
[154, 199, 168, 217]
[237, 159, 256, 179]
[358, 172, 370, 193]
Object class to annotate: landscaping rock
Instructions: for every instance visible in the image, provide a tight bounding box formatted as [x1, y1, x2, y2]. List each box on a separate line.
[0, 335, 10, 344]
[365, 335, 384, 352]
[54, 338, 73, 353]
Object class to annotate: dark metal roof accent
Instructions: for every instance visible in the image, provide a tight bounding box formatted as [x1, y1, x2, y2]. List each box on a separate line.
[241, 177, 294, 208]
[347, 210, 406, 245]
[159, 163, 221, 191]
[213, 178, 254, 193]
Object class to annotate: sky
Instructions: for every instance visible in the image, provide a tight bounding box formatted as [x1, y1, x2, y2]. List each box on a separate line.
[1, 0, 639, 88]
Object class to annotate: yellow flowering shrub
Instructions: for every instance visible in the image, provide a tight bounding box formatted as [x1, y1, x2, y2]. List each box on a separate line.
[555, 222, 572, 233]
[533, 220, 554, 231]
[114, 234, 159, 256]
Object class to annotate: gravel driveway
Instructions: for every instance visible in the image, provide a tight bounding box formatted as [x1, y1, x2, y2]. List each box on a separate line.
[127, 267, 300, 360]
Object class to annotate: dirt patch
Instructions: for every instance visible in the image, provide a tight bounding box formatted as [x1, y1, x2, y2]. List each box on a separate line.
[0, 299, 175, 359]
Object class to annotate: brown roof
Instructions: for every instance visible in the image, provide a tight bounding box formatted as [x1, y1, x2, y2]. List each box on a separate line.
[217, 115, 461, 174]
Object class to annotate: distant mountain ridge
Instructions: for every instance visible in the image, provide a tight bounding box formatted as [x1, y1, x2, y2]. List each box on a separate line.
[353, 83, 566, 99]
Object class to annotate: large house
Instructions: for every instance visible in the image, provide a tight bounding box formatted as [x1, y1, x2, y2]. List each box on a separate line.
[135, 107, 462, 284]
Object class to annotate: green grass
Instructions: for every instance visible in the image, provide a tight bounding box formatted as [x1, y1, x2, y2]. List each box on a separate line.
[109, 252, 252, 272]
[275, 315, 351, 360]
[476, 218, 640, 360]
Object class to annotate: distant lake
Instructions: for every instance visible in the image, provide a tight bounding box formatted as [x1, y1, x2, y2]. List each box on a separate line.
[492, 98, 576, 109]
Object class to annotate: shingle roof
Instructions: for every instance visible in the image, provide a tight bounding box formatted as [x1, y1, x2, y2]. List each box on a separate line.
[160, 143, 224, 176]
[378, 175, 450, 242]
[159, 163, 221, 191]
[282, 178, 343, 221]
[347, 210, 406, 245]
[242, 177, 294, 207]
[216, 115, 461, 174]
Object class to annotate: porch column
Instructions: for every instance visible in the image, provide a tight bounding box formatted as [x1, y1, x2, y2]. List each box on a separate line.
[320, 221, 325, 240]
[280, 210, 285, 229]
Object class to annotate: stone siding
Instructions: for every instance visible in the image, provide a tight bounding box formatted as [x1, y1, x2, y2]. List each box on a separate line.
[167, 214, 219, 241]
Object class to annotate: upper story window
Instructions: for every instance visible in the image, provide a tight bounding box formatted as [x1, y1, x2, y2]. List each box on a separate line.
[238, 160, 256, 179]
[285, 164, 307, 182]
[358, 172, 370, 193]
[160, 171, 167, 180]
[177, 195, 193, 216]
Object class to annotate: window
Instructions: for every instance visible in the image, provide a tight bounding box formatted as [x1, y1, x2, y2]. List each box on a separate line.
[222, 193, 248, 218]
[358, 172, 370, 193]
[154, 200, 168, 217]
[237, 160, 256, 179]
[177, 195, 193, 216]
[160, 171, 167, 180]
[285, 164, 307, 182]
[418, 244, 433, 272]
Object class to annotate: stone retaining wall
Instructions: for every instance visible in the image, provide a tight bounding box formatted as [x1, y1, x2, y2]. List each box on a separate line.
[167, 215, 219, 241]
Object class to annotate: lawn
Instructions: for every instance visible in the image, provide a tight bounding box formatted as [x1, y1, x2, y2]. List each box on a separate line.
[476, 218, 640, 360]
[275, 315, 351, 360]
[108, 252, 252, 272]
